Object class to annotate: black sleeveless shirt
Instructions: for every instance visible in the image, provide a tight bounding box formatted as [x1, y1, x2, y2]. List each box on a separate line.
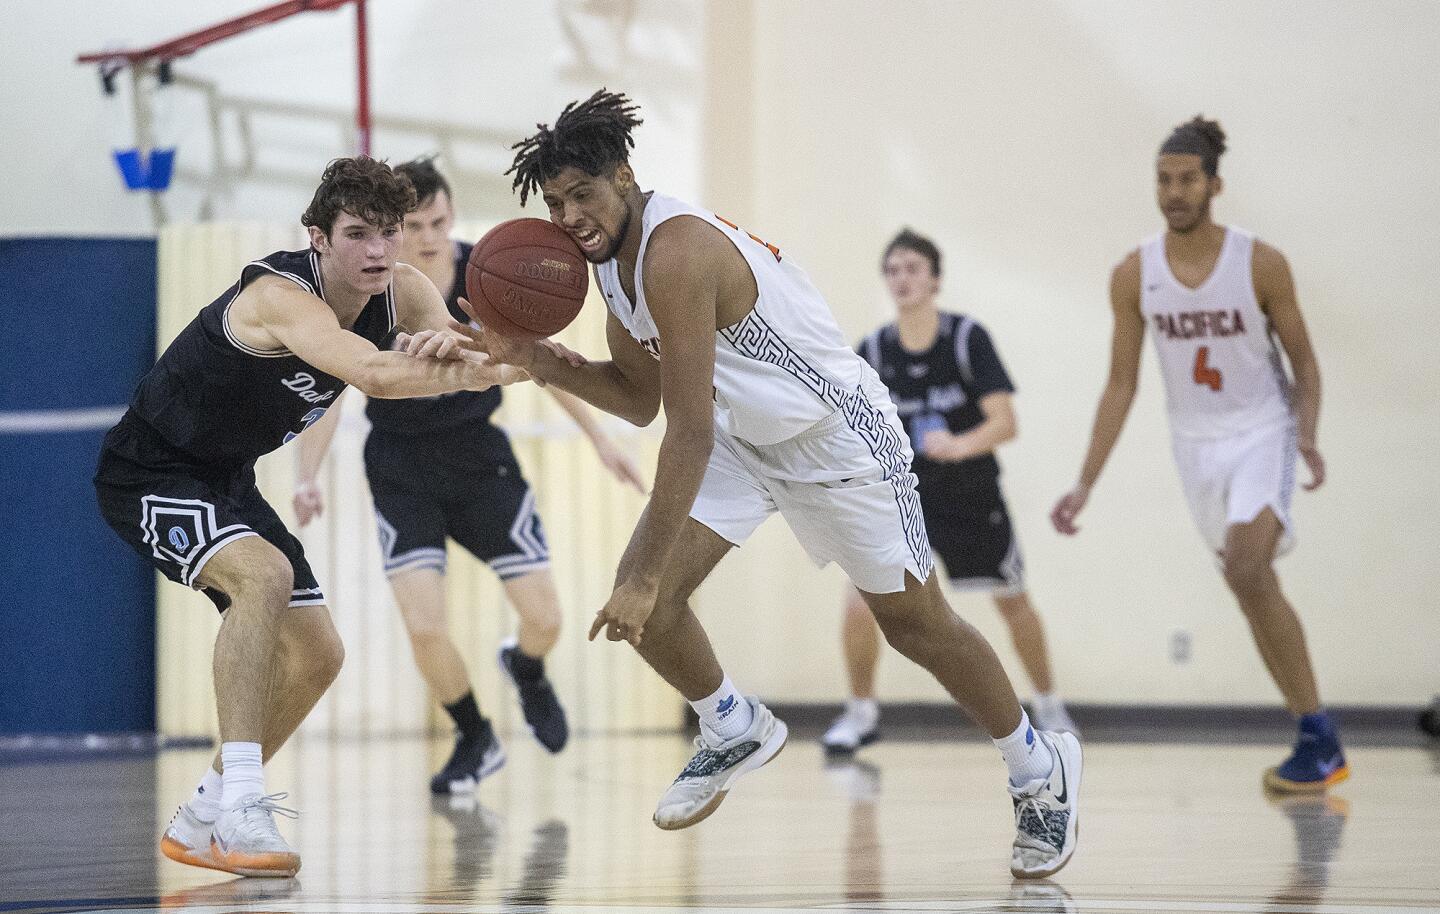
[363, 241, 511, 470]
[857, 312, 1015, 493]
[127, 248, 395, 468]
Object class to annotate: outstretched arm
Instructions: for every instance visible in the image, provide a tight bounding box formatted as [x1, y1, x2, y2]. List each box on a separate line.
[454, 299, 663, 426]
[1051, 251, 1145, 535]
[589, 218, 728, 647]
[546, 386, 648, 493]
[247, 276, 518, 399]
[1255, 241, 1324, 490]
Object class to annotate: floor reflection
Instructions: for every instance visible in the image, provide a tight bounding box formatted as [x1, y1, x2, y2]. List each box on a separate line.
[2, 734, 1437, 913]
[825, 756, 883, 904]
[1264, 791, 1349, 911]
[156, 875, 301, 911]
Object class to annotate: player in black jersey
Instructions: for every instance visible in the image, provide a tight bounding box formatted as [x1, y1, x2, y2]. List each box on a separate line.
[93, 157, 523, 878]
[822, 229, 1078, 753]
[294, 158, 645, 794]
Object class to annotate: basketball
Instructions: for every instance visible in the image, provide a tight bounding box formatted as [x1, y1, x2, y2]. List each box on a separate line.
[465, 218, 588, 340]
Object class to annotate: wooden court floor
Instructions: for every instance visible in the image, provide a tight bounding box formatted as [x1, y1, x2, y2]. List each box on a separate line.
[2, 728, 1437, 913]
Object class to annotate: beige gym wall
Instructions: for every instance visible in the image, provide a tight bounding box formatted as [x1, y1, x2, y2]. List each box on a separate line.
[693, 1, 1440, 706]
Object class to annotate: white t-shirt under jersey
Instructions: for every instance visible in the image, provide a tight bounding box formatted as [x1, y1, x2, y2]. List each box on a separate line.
[1139, 226, 1292, 439]
[595, 193, 883, 446]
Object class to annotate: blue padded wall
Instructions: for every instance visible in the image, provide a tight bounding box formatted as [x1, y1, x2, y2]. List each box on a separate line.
[0, 237, 157, 734]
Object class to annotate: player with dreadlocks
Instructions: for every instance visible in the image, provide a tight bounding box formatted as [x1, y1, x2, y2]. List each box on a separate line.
[448, 89, 1084, 878]
[1051, 116, 1346, 792]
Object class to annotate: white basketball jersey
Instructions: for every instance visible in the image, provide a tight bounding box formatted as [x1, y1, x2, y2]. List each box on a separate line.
[1139, 226, 1292, 439]
[595, 193, 879, 445]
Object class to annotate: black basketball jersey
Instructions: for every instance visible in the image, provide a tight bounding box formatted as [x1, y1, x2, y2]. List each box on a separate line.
[126, 248, 395, 468]
[858, 311, 1015, 492]
[364, 240, 508, 455]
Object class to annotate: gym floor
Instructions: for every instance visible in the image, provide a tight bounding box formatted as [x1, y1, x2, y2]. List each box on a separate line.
[3, 720, 1437, 913]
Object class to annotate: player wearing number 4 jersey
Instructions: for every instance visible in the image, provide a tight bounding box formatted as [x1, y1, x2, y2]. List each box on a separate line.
[1052, 116, 1347, 793]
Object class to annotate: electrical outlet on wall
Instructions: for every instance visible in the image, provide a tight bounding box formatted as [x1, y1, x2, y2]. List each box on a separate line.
[1170, 629, 1193, 664]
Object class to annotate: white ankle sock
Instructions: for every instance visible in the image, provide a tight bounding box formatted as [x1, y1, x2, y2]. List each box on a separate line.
[190, 766, 224, 822]
[690, 675, 753, 742]
[220, 742, 265, 809]
[847, 697, 879, 728]
[994, 711, 1053, 787]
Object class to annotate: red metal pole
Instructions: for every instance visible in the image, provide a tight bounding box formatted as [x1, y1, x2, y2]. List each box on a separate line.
[355, 0, 371, 156]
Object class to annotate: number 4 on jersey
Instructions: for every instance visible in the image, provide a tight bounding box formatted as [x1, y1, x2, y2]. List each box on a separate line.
[1193, 346, 1223, 392]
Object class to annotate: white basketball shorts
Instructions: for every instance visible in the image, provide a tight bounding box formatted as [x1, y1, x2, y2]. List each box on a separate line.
[1170, 419, 1298, 558]
[690, 387, 934, 594]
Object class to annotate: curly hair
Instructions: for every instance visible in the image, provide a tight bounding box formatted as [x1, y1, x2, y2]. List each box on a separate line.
[507, 89, 643, 205]
[301, 156, 416, 235]
[1160, 115, 1228, 176]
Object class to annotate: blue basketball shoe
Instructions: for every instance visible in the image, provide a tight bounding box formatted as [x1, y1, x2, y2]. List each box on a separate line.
[1264, 712, 1349, 793]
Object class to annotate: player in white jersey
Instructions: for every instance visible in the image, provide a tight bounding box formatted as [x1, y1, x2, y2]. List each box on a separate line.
[1051, 116, 1347, 792]
[442, 90, 1082, 878]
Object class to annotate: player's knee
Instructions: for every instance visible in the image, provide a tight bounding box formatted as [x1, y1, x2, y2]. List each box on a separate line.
[233, 556, 295, 613]
[1222, 553, 1272, 599]
[304, 621, 345, 688]
[843, 593, 874, 624]
[528, 614, 561, 644]
[404, 619, 449, 652]
[993, 594, 1028, 623]
[872, 610, 932, 662]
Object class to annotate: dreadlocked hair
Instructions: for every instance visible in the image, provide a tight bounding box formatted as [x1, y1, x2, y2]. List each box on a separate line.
[507, 89, 643, 205]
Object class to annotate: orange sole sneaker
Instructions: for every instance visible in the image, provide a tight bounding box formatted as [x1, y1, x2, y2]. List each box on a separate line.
[1263, 763, 1351, 794]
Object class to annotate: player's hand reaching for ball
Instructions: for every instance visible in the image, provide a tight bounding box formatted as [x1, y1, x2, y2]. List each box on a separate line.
[589, 577, 659, 648]
[1050, 484, 1091, 536]
[463, 353, 529, 391]
[454, 296, 527, 360]
[451, 297, 589, 372]
[537, 337, 588, 368]
[397, 329, 467, 361]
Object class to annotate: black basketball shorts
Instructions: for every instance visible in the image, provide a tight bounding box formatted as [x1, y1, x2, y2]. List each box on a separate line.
[94, 416, 324, 613]
[921, 482, 1025, 597]
[364, 455, 550, 582]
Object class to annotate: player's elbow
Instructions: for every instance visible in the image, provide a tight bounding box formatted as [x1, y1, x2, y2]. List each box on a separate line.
[996, 414, 1018, 444]
[624, 389, 662, 427]
[1105, 377, 1138, 403]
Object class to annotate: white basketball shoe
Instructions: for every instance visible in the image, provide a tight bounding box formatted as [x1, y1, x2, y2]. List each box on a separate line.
[821, 700, 880, 754]
[210, 793, 301, 877]
[159, 802, 222, 873]
[1008, 730, 1083, 879]
[653, 697, 788, 830]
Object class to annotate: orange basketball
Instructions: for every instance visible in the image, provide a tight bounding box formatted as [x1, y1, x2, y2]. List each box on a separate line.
[465, 218, 588, 341]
